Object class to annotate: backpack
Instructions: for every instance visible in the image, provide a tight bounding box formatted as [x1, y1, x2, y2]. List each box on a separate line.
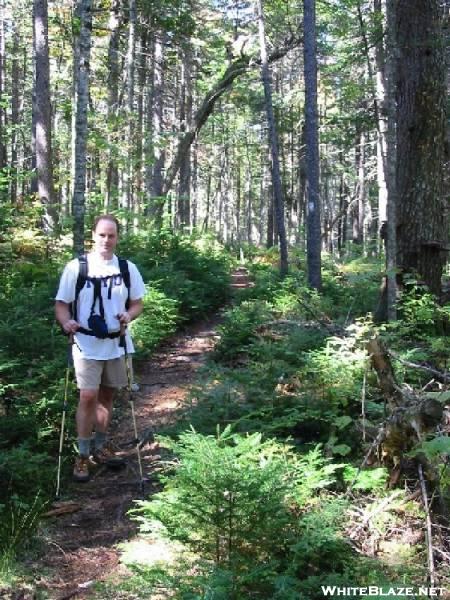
[72, 254, 131, 339]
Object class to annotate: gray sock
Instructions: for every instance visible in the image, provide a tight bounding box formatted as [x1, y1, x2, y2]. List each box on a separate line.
[78, 437, 91, 458]
[94, 431, 107, 451]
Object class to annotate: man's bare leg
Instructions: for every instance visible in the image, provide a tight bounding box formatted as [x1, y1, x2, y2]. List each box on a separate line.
[95, 385, 115, 433]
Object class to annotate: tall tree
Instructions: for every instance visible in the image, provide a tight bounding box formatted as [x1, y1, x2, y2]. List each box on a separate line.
[148, 32, 166, 224]
[256, 0, 288, 276]
[122, 0, 136, 218]
[105, 0, 121, 210]
[177, 42, 193, 229]
[385, 0, 397, 320]
[33, 0, 57, 233]
[72, 0, 92, 255]
[0, 1, 6, 174]
[10, 24, 20, 205]
[372, 0, 388, 241]
[395, 0, 448, 296]
[303, 0, 322, 289]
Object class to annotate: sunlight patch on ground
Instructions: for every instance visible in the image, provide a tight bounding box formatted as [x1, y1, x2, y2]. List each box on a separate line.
[119, 535, 182, 567]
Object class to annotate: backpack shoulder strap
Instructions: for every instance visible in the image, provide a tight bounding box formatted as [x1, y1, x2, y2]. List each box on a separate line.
[118, 257, 131, 309]
[73, 254, 88, 321]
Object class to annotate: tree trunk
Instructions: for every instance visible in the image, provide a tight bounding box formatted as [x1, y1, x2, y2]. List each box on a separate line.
[385, 0, 397, 320]
[72, 0, 92, 256]
[303, 0, 322, 289]
[149, 32, 166, 225]
[134, 26, 147, 222]
[33, 0, 58, 233]
[105, 0, 121, 210]
[122, 0, 136, 220]
[10, 26, 21, 205]
[192, 138, 198, 227]
[235, 152, 241, 248]
[352, 129, 366, 245]
[257, 0, 288, 276]
[0, 1, 6, 174]
[373, 0, 388, 243]
[177, 42, 193, 230]
[396, 0, 448, 296]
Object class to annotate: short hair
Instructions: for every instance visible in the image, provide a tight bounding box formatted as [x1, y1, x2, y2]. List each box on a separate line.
[92, 214, 120, 234]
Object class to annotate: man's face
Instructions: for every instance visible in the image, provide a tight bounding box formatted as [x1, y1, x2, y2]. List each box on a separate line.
[93, 219, 118, 259]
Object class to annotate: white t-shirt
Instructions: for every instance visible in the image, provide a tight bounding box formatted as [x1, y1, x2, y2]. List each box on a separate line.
[55, 253, 146, 360]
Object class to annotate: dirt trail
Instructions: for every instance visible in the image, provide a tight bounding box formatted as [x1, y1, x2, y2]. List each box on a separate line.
[32, 268, 250, 600]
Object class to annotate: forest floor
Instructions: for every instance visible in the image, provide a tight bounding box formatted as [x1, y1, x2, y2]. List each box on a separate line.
[25, 268, 251, 600]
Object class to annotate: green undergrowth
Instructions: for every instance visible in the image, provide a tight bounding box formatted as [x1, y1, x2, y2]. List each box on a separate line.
[99, 251, 447, 597]
[0, 219, 233, 582]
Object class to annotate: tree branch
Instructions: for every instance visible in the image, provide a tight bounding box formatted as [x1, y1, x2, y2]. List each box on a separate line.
[162, 35, 302, 195]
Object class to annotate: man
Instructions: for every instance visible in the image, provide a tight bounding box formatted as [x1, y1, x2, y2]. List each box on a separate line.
[55, 214, 146, 482]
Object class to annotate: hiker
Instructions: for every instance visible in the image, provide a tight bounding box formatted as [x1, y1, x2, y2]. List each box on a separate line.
[55, 214, 146, 482]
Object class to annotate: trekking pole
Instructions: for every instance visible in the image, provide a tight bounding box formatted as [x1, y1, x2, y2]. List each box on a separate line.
[121, 331, 146, 496]
[55, 335, 73, 500]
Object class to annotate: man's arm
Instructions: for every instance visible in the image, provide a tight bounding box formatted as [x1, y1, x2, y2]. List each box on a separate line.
[55, 300, 80, 334]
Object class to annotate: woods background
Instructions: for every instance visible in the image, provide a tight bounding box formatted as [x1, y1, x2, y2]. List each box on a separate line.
[0, 0, 448, 298]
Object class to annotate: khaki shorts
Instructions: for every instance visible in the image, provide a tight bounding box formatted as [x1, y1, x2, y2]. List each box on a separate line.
[73, 348, 129, 390]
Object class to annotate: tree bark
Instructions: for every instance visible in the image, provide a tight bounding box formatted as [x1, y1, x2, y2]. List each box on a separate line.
[257, 0, 288, 276]
[0, 1, 6, 174]
[135, 26, 147, 220]
[373, 0, 388, 240]
[148, 32, 166, 225]
[177, 42, 193, 229]
[352, 129, 366, 246]
[105, 0, 121, 210]
[395, 0, 448, 296]
[33, 0, 58, 233]
[72, 0, 92, 255]
[385, 0, 397, 320]
[122, 0, 136, 220]
[303, 0, 322, 289]
[10, 26, 20, 205]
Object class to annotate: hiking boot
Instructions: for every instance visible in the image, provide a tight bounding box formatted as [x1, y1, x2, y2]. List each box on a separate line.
[73, 456, 90, 482]
[93, 443, 126, 468]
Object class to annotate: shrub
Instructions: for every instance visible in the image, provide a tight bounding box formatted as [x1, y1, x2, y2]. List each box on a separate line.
[119, 229, 232, 322]
[131, 427, 302, 597]
[212, 300, 272, 363]
[130, 286, 180, 357]
[129, 432, 350, 597]
[132, 428, 297, 568]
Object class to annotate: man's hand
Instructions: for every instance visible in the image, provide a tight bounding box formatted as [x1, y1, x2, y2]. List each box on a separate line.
[55, 301, 79, 335]
[62, 319, 80, 334]
[117, 311, 131, 326]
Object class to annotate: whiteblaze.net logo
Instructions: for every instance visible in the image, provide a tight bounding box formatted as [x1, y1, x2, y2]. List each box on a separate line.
[321, 586, 447, 597]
